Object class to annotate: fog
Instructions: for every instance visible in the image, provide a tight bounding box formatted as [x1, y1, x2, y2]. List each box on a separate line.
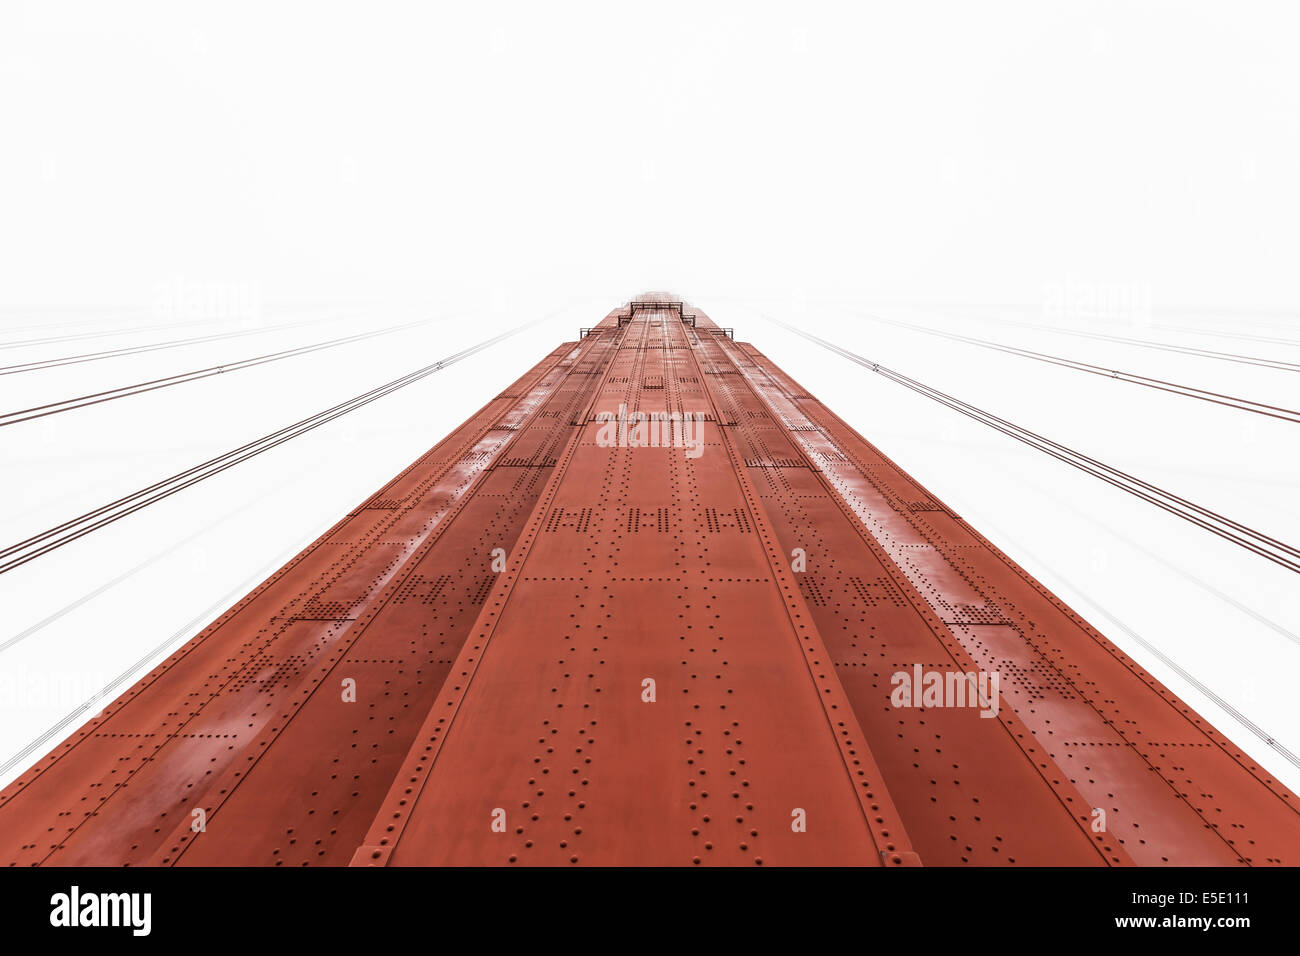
[2, 2, 1298, 792]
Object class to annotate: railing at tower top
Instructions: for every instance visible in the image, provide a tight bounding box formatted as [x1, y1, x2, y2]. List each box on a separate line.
[629, 300, 684, 313]
[617, 301, 684, 326]
[581, 306, 697, 336]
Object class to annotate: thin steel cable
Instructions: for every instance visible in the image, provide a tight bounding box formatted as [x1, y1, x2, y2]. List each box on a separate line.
[766, 315, 1300, 575]
[842, 310, 1300, 424]
[969, 517, 1300, 771]
[0, 313, 268, 350]
[0, 316, 546, 576]
[975, 453, 1300, 649]
[0, 311, 364, 374]
[1151, 324, 1300, 349]
[915, 312, 1300, 373]
[0, 313, 456, 427]
[0, 539, 315, 780]
[781, 297, 1300, 372]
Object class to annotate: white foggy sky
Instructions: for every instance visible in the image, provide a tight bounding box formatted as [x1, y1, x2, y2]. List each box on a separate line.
[1, 0, 1298, 309]
[1, 2, 1299, 794]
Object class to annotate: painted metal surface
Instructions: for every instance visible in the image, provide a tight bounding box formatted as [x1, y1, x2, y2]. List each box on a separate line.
[1, 296, 1296, 866]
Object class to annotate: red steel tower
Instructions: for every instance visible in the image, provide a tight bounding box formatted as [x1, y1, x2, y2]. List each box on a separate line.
[2, 296, 1296, 866]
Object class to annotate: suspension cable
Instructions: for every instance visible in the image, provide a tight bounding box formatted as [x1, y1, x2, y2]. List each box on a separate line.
[0, 316, 545, 576]
[844, 311, 1300, 424]
[0, 311, 366, 375]
[0, 314, 456, 427]
[767, 316, 1300, 575]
